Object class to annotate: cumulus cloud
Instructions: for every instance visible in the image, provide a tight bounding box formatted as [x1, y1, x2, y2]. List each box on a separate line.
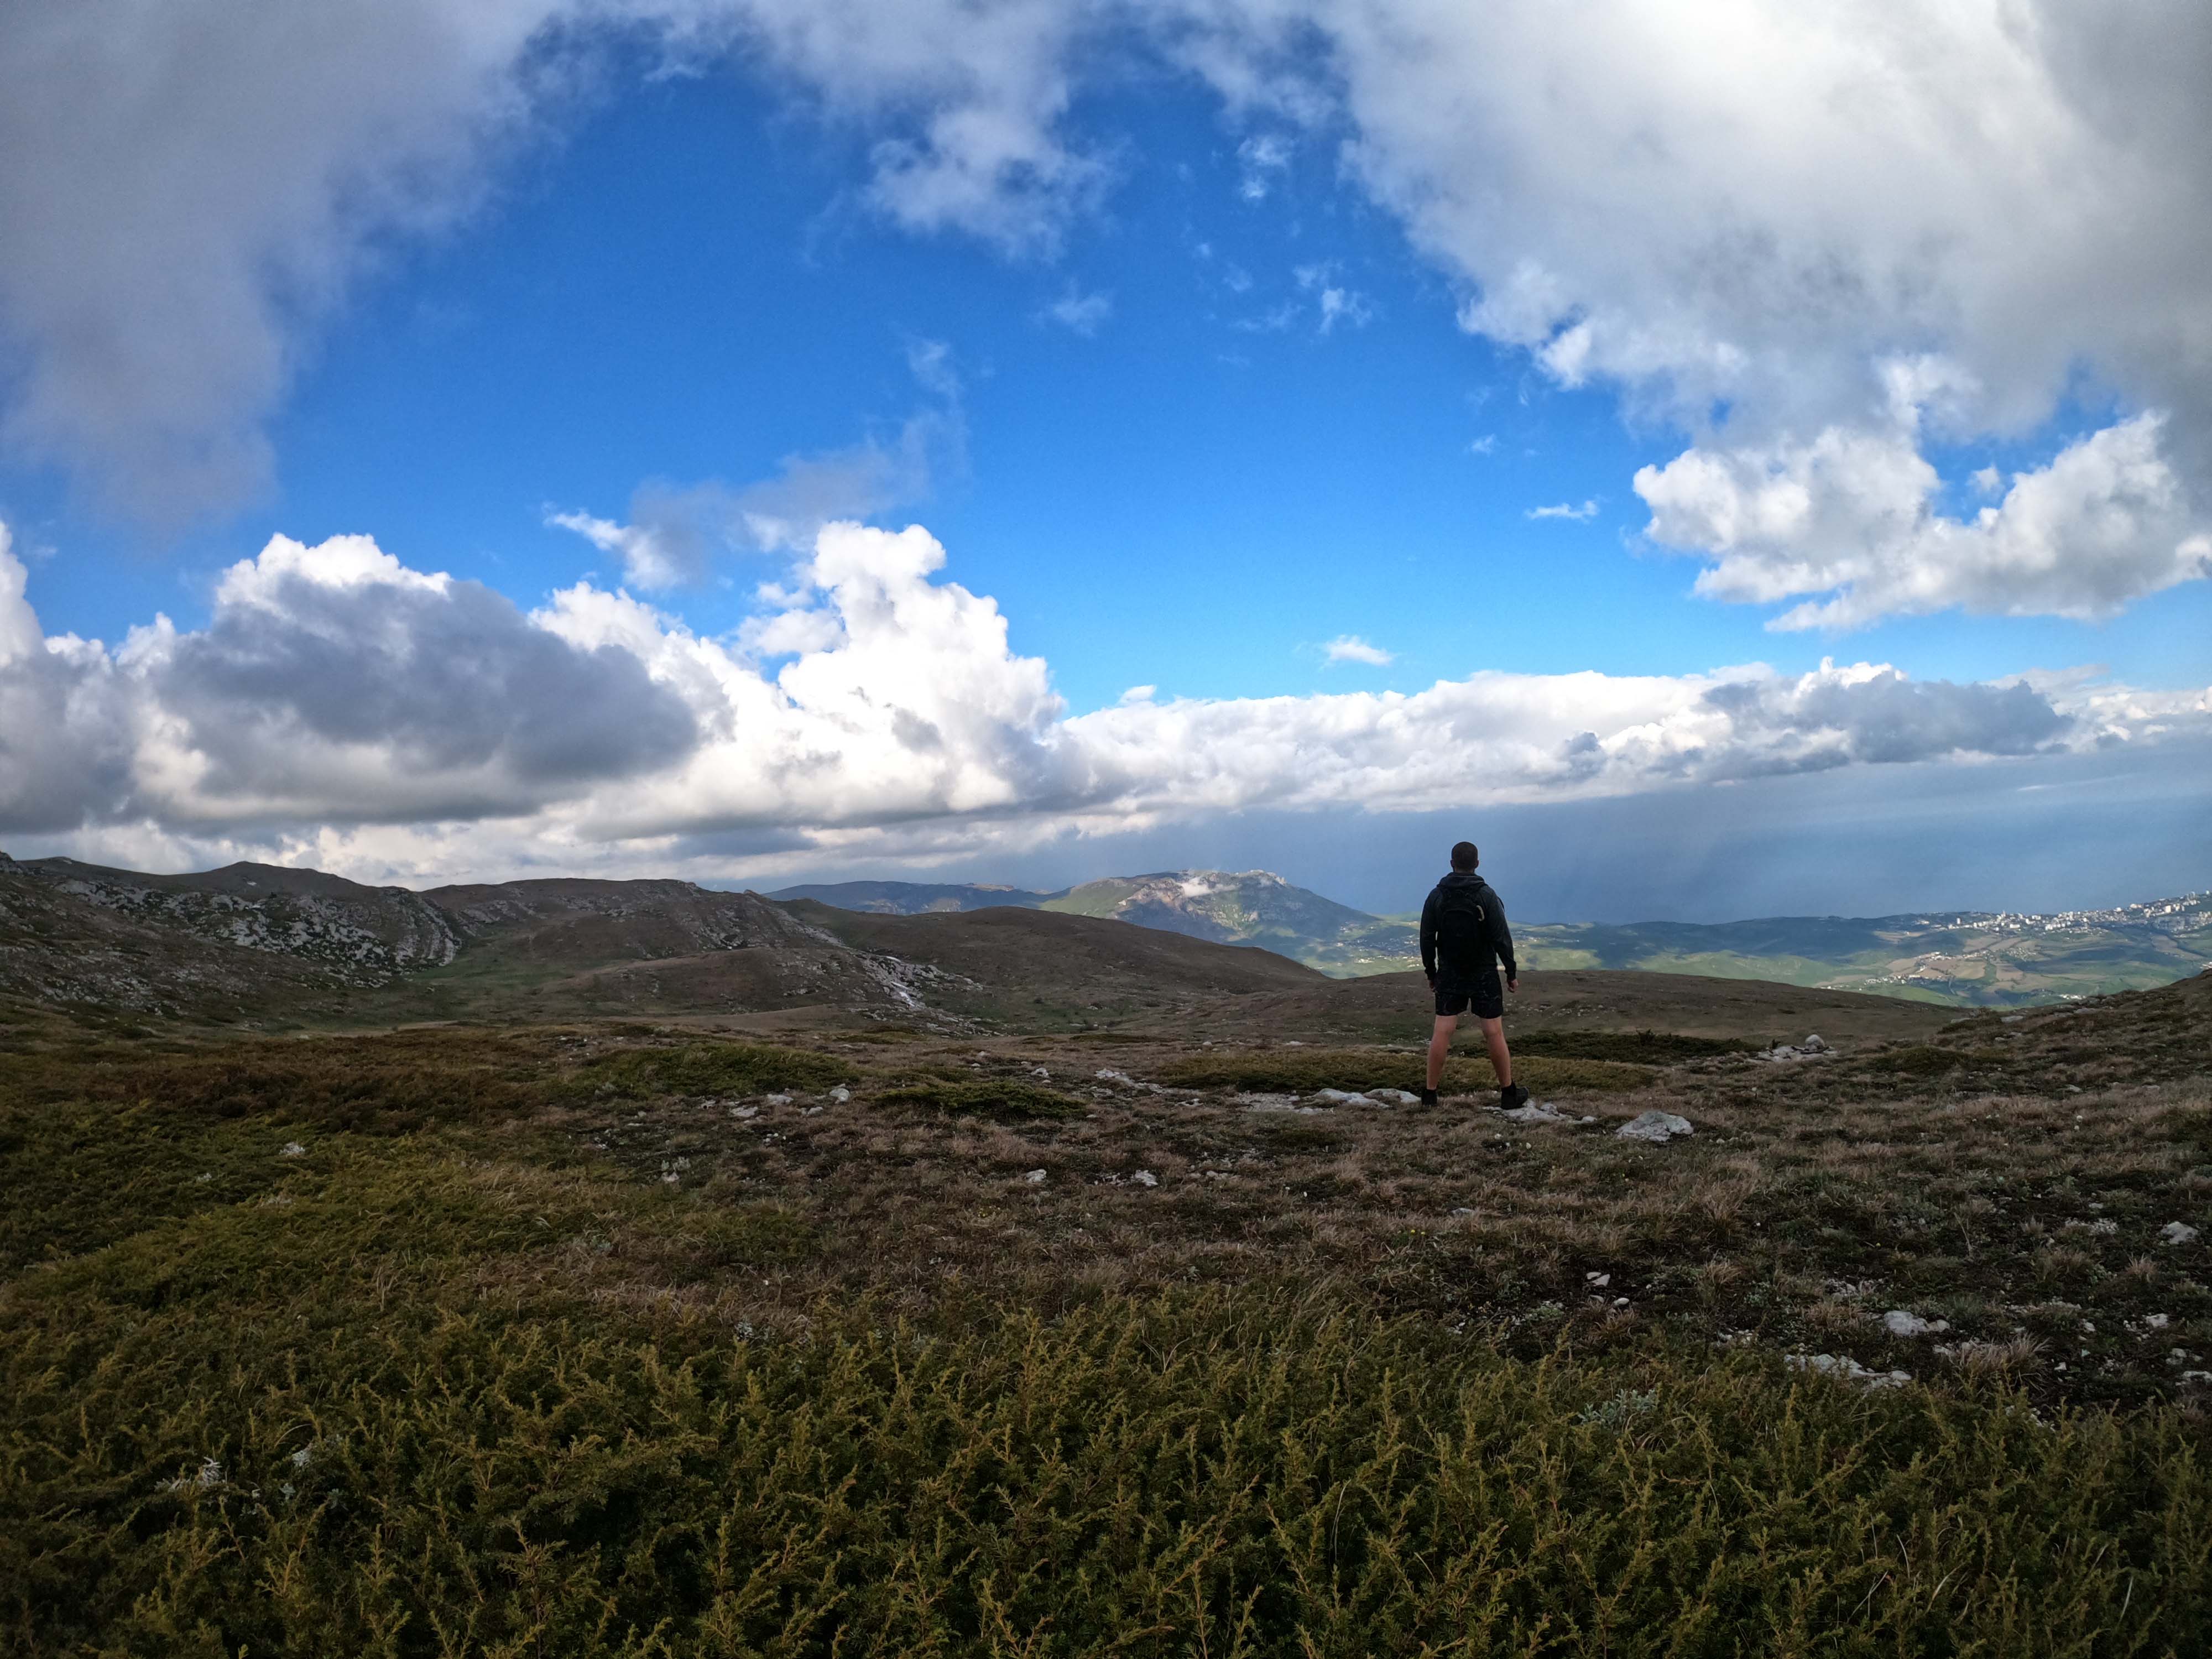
[0, 0, 563, 520]
[1323, 635, 1392, 667]
[0, 529, 697, 833]
[1202, 0, 2212, 624]
[7, 517, 2206, 881]
[1637, 411, 2212, 629]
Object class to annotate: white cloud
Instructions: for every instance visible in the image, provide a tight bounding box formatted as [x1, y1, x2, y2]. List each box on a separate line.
[1294, 262, 1374, 335]
[1041, 285, 1112, 335]
[1636, 412, 2212, 629]
[1468, 435, 1497, 456]
[6, 518, 2205, 883]
[1323, 635, 1393, 667]
[1236, 132, 1292, 200]
[1528, 500, 1597, 522]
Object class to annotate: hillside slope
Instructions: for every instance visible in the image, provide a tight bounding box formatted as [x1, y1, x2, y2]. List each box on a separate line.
[0, 853, 1328, 1034]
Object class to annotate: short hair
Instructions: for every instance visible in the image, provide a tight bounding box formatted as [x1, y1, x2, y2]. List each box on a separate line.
[1449, 841, 1479, 871]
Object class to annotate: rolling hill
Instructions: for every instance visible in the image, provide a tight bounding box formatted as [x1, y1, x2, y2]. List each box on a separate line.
[770, 869, 1416, 974]
[768, 868, 2212, 1004]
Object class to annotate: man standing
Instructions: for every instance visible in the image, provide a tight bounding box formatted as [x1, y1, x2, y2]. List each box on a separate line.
[1418, 841, 1530, 1110]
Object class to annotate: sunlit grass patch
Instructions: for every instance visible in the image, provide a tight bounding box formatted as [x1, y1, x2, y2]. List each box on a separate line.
[571, 1039, 854, 1100]
[1155, 1046, 1653, 1094]
[874, 1076, 1085, 1120]
[1512, 1027, 1753, 1063]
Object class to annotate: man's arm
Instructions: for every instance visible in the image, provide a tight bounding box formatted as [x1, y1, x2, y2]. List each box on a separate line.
[1419, 889, 1439, 981]
[1488, 888, 1517, 984]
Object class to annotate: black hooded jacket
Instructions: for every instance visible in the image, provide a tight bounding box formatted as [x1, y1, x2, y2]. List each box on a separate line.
[1420, 870, 1516, 984]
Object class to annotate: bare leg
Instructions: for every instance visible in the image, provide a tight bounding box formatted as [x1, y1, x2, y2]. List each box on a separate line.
[1426, 1013, 1459, 1091]
[1478, 1015, 1512, 1088]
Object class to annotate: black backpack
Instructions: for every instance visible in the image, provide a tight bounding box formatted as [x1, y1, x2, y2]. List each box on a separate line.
[1434, 881, 1488, 973]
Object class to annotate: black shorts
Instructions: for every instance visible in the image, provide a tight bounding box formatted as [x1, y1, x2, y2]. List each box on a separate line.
[1434, 972, 1504, 1021]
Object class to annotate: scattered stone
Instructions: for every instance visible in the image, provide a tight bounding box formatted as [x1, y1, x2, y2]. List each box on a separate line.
[1031, 1067, 1050, 1079]
[1787, 1353, 1911, 1390]
[729, 1104, 759, 1120]
[1240, 1093, 1324, 1113]
[1368, 1088, 1422, 1106]
[1503, 1101, 1594, 1125]
[828, 1086, 851, 1103]
[2145, 1313, 2171, 1330]
[1802, 1034, 1828, 1053]
[1882, 1310, 1952, 1338]
[802, 1105, 823, 1116]
[278, 1141, 306, 1159]
[1448, 1207, 1475, 1217]
[764, 1093, 792, 1105]
[1310, 1088, 1375, 1105]
[2161, 1222, 2199, 1246]
[1130, 1170, 1159, 1188]
[1615, 1110, 1694, 1144]
[1585, 1271, 1611, 1287]
[1023, 1168, 1047, 1185]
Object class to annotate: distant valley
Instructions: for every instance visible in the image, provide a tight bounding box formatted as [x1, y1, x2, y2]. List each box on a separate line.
[774, 872, 2212, 1006]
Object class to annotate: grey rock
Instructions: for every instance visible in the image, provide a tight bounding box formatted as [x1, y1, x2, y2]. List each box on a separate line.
[1504, 1101, 1594, 1125]
[2161, 1221, 2200, 1246]
[1787, 1353, 1911, 1390]
[1616, 1110, 1694, 1144]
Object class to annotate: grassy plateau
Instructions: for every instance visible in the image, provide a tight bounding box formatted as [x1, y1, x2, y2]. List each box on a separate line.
[4, 972, 2211, 1654]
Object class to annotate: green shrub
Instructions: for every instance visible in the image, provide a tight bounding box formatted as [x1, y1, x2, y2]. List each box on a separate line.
[6, 1288, 2208, 1657]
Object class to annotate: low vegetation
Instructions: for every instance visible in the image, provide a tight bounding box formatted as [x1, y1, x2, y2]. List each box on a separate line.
[4, 976, 2209, 1652]
[1152, 1046, 1653, 1094]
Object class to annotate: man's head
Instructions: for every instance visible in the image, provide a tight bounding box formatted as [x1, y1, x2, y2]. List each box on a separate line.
[1450, 841, 1479, 872]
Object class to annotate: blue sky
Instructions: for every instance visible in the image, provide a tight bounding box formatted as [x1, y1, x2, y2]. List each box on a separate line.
[1, 4, 2207, 917]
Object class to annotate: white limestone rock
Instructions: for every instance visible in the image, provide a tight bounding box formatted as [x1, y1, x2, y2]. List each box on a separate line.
[1882, 1310, 1951, 1338]
[1615, 1110, 1694, 1144]
[1787, 1353, 1911, 1390]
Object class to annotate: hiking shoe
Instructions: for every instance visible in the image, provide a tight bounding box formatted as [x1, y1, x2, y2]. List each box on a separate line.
[1498, 1084, 1531, 1111]
[1419, 1088, 1439, 1109]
